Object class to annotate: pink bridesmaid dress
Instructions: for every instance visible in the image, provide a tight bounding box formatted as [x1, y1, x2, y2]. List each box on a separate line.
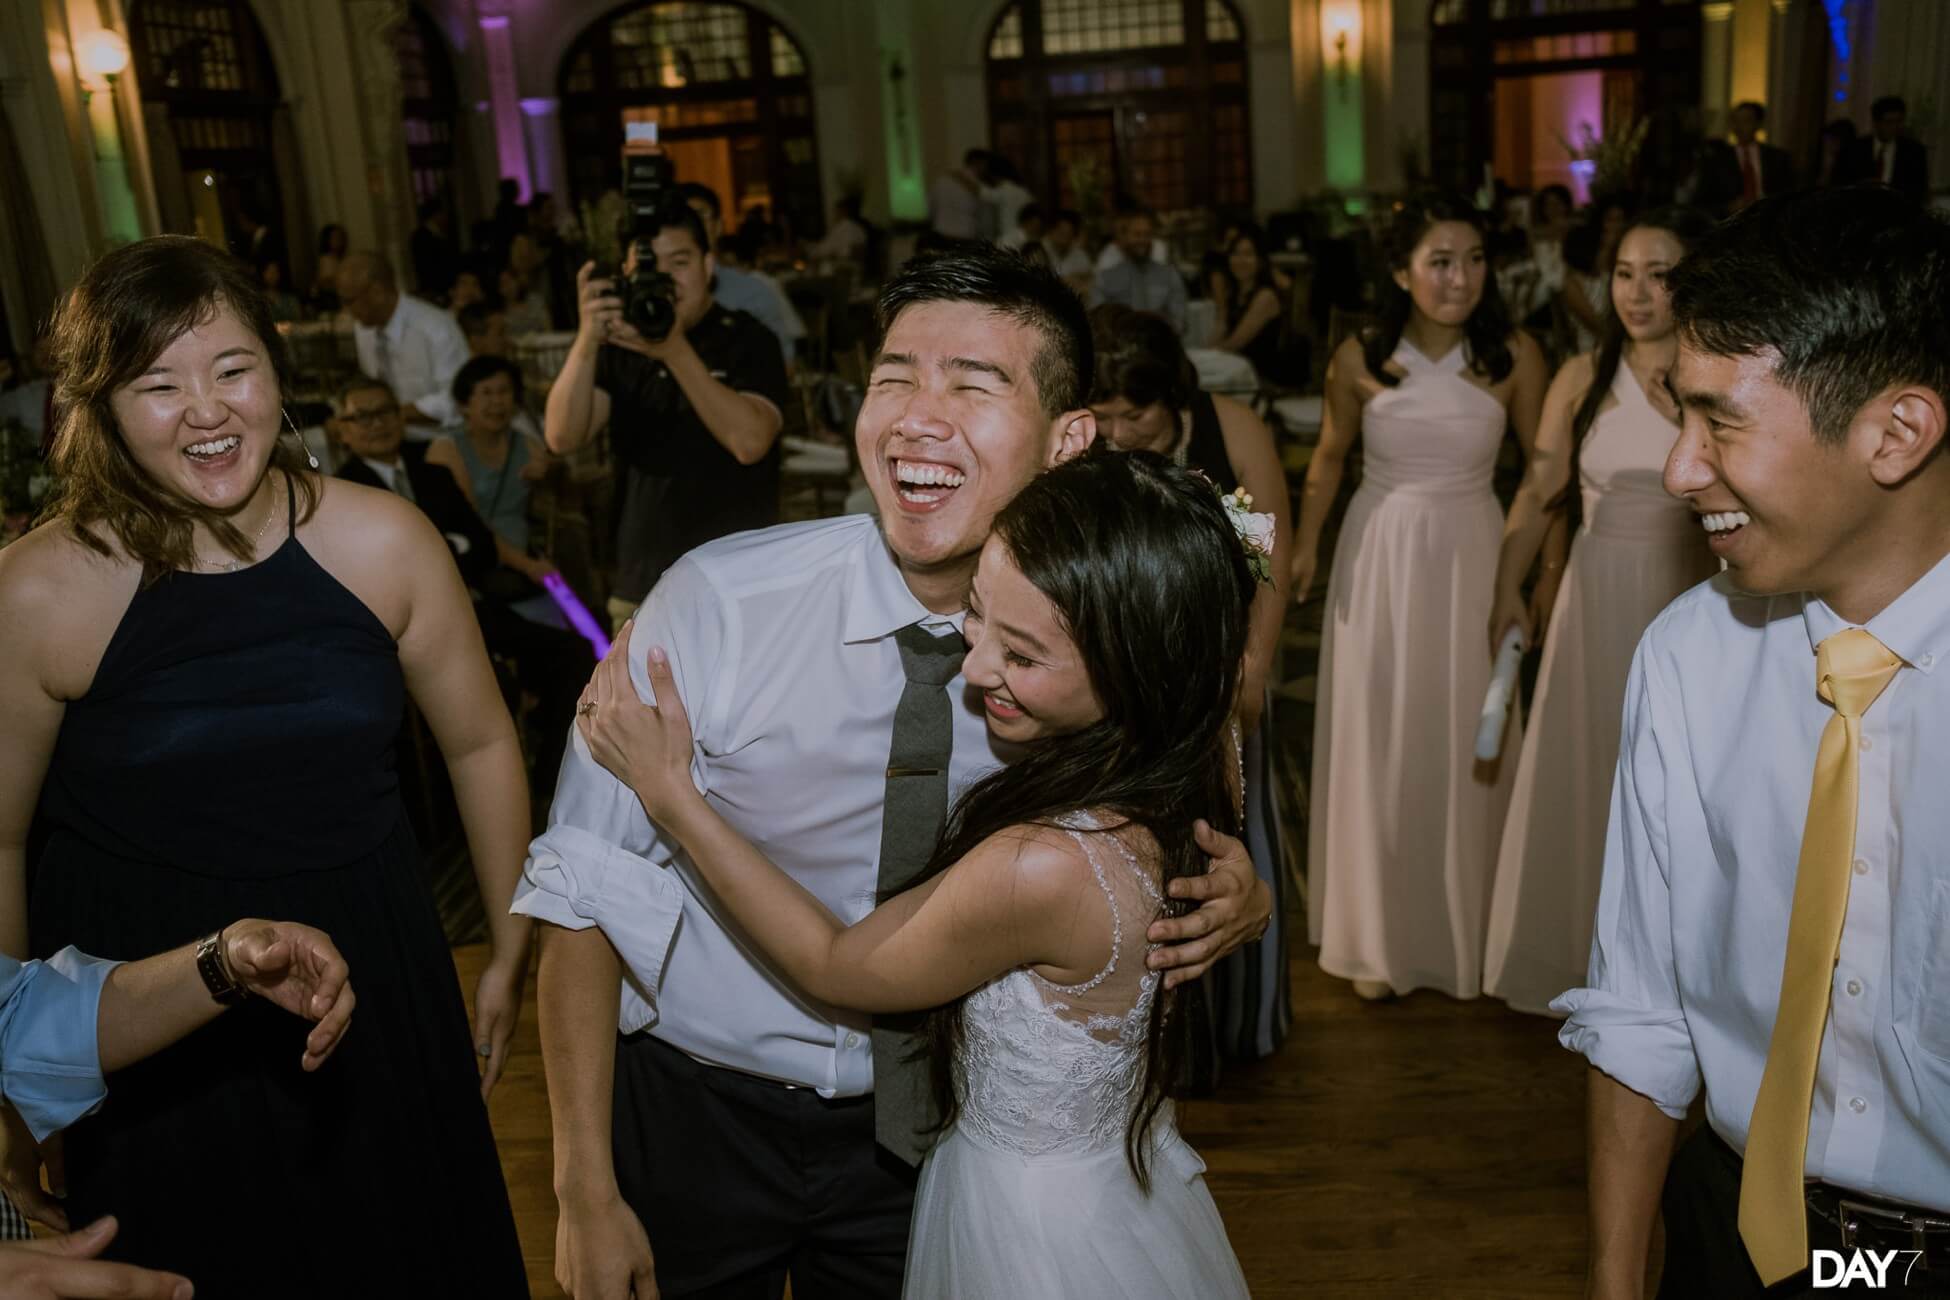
[1309, 339, 1519, 999]
[1482, 360, 1715, 1013]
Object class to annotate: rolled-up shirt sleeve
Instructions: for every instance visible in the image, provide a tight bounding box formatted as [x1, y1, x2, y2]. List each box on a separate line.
[512, 559, 719, 1034]
[1551, 637, 1701, 1119]
[0, 949, 119, 1141]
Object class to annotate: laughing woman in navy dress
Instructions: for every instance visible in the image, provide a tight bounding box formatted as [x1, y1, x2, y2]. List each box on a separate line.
[0, 237, 530, 1296]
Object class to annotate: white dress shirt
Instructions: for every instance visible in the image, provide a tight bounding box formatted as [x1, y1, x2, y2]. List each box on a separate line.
[353, 294, 470, 432]
[1044, 243, 1094, 281]
[1095, 238, 1170, 272]
[513, 514, 1011, 1094]
[1555, 554, 1950, 1210]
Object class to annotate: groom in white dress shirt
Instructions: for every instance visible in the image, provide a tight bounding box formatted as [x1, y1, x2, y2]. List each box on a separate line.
[1559, 189, 1950, 1297]
[515, 246, 1273, 1300]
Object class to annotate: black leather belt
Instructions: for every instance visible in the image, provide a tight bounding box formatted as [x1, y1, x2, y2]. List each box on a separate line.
[1807, 1183, 1950, 1273]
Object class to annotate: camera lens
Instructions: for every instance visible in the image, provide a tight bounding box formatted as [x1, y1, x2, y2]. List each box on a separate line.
[627, 268, 677, 341]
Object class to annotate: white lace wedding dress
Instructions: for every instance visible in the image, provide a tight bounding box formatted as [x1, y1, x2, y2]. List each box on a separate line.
[902, 811, 1252, 1299]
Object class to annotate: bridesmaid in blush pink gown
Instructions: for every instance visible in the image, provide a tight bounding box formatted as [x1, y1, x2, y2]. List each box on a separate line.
[1290, 193, 1548, 1000]
[1483, 210, 1719, 1014]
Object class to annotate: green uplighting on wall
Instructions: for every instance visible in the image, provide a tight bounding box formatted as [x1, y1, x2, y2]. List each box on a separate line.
[85, 88, 143, 247]
[876, 0, 929, 222]
[1320, 0, 1365, 192]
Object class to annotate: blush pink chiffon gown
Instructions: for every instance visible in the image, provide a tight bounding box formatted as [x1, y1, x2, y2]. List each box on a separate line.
[1308, 339, 1519, 999]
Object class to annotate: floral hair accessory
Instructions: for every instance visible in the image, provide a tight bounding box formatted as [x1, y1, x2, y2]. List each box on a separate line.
[1219, 485, 1276, 586]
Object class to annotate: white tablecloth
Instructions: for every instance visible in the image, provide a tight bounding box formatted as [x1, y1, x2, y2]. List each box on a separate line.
[1187, 347, 1259, 398]
[1184, 299, 1218, 349]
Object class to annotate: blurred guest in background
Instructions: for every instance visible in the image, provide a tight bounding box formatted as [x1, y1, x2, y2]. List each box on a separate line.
[409, 198, 460, 302]
[1000, 201, 1046, 252]
[499, 258, 551, 337]
[257, 257, 303, 325]
[1212, 223, 1292, 382]
[930, 148, 990, 240]
[1728, 102, 1796, 210]
[678, 182, 805, 366]
[806, 194, 870, 270]
[338, 250, 470, 434]
[458, 302, 513, 359]
[448, 266, 489, 314]
[309, 222, 348, 313]
[1841, 95, 1930, 200]
[232, 197, 284, 287]
[1815, 118, 1859, 188]
[1042, 208, 1094, 291]
[982, 154, 1035, 244]
[1092, 208, 1187, 335]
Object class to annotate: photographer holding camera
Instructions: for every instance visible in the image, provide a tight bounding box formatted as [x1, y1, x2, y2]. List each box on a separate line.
[546, 198, 788, 626]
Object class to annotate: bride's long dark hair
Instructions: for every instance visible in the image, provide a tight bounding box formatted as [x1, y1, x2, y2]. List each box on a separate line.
[913, 448, 1258, 1191]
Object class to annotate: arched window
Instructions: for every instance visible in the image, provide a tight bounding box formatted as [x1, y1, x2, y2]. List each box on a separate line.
[128, 0, 290, 260]
[985, 0, 1251, 216]
[558, 2, 819, 242]
[397, 5, 460, 210]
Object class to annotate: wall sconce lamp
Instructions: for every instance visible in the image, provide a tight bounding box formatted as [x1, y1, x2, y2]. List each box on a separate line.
[76, 28, 131, 94]
[1321, 2, 1362, 98]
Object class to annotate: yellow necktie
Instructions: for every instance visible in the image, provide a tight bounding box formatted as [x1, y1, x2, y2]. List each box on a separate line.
[1739, 628, 1902, 1285]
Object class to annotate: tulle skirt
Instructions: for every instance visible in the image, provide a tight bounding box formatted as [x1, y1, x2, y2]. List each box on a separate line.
[902, 1122, 1251, 1299]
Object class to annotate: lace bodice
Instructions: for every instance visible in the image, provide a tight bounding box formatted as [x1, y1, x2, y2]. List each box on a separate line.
[952, 811, 1166, 1159]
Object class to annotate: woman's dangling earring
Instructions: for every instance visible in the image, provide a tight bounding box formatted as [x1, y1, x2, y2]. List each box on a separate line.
[283, 406, 320, 470]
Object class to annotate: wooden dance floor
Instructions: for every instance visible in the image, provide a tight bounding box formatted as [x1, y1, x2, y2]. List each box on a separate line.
[458, 937, 1602, 1298]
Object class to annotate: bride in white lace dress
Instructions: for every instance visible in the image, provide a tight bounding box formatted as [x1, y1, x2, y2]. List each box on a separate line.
[579, 452, 1255, 1298]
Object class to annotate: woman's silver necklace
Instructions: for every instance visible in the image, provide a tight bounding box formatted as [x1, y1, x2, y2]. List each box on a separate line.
[195, 478, 280, 572]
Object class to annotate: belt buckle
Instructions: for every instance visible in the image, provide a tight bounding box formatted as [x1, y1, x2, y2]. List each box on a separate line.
[1836, 1195, 1945, 1273]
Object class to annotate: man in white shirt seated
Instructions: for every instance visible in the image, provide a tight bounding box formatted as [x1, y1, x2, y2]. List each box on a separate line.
[1558, 187, 1950, 1297]
[336, 251, 469, 439]
[518, 244, 1272, 1300]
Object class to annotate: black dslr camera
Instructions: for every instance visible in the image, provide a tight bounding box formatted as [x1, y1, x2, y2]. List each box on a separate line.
[606, 124, 679, 342]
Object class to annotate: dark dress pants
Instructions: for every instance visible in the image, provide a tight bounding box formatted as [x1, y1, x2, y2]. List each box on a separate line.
[611, 1031, 918, 1300]
[1659, 1127, 1950, 1299]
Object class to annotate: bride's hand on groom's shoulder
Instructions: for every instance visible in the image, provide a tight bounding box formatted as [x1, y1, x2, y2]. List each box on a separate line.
[1144, 821, 1274, 989]
[576, 622, 699, 825]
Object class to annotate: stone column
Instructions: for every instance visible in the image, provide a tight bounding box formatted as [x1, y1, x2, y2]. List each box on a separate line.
[344, 0, 413, 272]
[1701, 2, 1735, 139]
[520, 97, 566, 206]
[477, 2, 531, 201]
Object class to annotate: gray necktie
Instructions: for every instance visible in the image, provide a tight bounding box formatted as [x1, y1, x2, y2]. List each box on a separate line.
[872, 621, 967, 1166]
[388, 462, 415, 504]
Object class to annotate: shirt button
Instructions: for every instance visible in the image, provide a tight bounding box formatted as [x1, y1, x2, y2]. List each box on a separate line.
[1849, 1096, 1868, 1114]
[845, 1033, 860, 1049]
[1845, 979, 1862, 997]
[1853, 858, 1869, 876]
[1923, 653, 1936, 668]
[1859, 735, 1873, 752]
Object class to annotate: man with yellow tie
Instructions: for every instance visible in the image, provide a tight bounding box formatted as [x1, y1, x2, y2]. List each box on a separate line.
[1556, 185, 1950, 1298]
